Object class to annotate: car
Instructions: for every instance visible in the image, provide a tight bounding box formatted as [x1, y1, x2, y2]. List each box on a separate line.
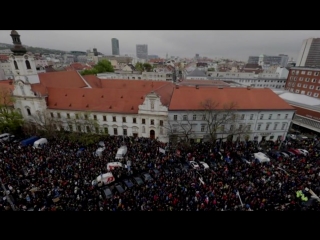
[133, 176, 144, 186]
[199, 161, 210, 170]
[123, 179, 134, 189]
[189, 161, 200, 169]
[287, 134, 297, 140]
[102, 186, 113, 199]
[151, 169, 160, 177]
[142, 172, 153, 182]
[298, 149, 309, 156]
[114, 183, 125, 194]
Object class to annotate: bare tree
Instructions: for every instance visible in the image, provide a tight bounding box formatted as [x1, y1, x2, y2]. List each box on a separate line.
[28, 110, 60, 137]
[200, 99, 251, 144]
[66, 111, 100, 134]
[164, 113, 195, 144]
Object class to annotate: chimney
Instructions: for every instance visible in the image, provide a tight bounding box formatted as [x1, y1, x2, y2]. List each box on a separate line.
[196, 85, 199, 89]
[247, 86, 251, 90]
[175, 84, 179, 89]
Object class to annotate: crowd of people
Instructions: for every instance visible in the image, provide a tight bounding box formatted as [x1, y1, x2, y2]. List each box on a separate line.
[0, 133, 319, 211]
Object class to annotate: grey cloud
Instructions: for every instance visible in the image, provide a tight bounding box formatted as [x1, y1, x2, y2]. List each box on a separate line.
[0, 30, 319, 61]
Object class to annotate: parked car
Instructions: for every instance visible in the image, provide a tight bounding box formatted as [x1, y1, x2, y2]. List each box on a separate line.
[133, 176, 144, 186]
[102, 186, 113, 199]
[123, 179, 134, 189]
[142, 172, 153, 182]
[298, 149, 309, 156]
[287, 134, 297, 140]
[199, 161, 210, 170]
[189, 161, 200, 169]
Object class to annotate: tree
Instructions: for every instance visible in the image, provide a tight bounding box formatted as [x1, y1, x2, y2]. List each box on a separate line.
[80, 60, 114, 75]
[0, 86, 24, 134]
[164, 114, 195, 145]
[135, 62, 144, 72]
[143, 63, 153, 72]
[200, 99, 251, 144]
[28, 110, 60, 138]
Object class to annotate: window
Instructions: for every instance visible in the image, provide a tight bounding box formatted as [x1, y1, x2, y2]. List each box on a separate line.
[104, 127, 108, 134]
[160, 120, 163, 126]
[25, 60, 31, 69]
[241, 114, 245, 120]
[27, 108, 31, 116]
[297, 83, 301, 87]
[76, 114, 79, 119]
[86, 126, 90, 133]
[193, 115, 196, 120]
[296, 70, 299, 75]
[103, 116, 106, 121]
[57, 113, 61, 118]
[268, 114, 272, 120]
[201, 125, 205, 132]
[303, 84, 308, 88]
[295, 90, 300, 93]
[285, 114, 288, 119]
[314, 72, 319, 76]
[114, 128, 118, 135]
[77, 125, 81, 132]
[150, 119, 154, 125]
[221, 125, 225, 132]
[14, 60, 18, 70]
[269, 136, 274, 140]
[260, 114, 264, 120]
[69, 125, 73, 131]
[113, 116, 116, 122]
[150, 101, 154, 110]
[291, 70, 295, 75]
[84, 114, 88, 120]
[202, 115, 206, 120]
[183, 115, 187, 120]
[67, 113, 70, 119]
[174, 115, 177, 120]
[299, 77, 304, 81]
[50, 112, 54, 118]
[294, 77, 297, 81]
[307, 91, 312, 96]
[314, 93, 319, 97]
[307, 71, 312, 75]
[123, 129, 127, 136]
[133, 117, 136, 123]
[247, 125, 251, 131]
[142, 119, 145, 124]
[142, 126, 145, 133]
[316, 86, 320, 90]
[94, 115, 97, 120]
[122, 117, 126, 122]
[266, 124, 270, 130]
[292, 83, 295, 87]
[301, 71, 305, 75]
[257, 124, 261, 130]
[312, 78, 316, 83]
[281, 123, 286, 130]
[250, 114, 254, 120]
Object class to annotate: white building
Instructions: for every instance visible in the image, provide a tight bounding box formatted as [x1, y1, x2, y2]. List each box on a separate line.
[167, 85, 295, 142]
[97, 70, 174, 82]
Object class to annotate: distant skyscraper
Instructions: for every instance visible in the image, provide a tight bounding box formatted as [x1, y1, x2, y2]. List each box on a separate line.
[111, 38, 120, 55]
[296, 38, 320, 67]
[136, 44, 148, 59]
[93, 48, 98, 56]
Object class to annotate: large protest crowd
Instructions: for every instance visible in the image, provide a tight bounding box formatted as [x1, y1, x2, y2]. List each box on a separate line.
[0, 132, 320, 211]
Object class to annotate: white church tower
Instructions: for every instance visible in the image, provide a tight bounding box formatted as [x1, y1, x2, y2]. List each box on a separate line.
[9, 30, 47, 120]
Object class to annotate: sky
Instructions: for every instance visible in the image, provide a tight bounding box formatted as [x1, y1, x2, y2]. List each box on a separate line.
[1, 30, 319, 61]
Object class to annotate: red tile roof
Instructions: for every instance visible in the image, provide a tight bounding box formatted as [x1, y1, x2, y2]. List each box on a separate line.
[83, 75, 102, 88]
[31, 83, 48, 96]
[169, 86, 295, 111]
[65, 62, 92, 71]
[46, 81, 174, 113]
[38, 70, 88, 89]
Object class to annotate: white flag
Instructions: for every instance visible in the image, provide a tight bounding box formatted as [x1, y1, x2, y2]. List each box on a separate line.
[159, 147, 166, 154]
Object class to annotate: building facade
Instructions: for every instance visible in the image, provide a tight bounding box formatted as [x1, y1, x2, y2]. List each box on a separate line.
[111, 38, 120, 56]
[296, 38, 320, 67]
[248, 54, 289, 67]
[136, 44, 148, 60]
[285, 66, 320, 98]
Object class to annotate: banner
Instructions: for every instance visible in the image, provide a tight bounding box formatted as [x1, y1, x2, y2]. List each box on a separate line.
[159, 147, 166, 154]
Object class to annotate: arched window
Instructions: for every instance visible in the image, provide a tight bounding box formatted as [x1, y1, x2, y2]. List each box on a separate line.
[27, 108, 31, 116]
[25, 60, 31, 69]
[14, 60, 18, 70]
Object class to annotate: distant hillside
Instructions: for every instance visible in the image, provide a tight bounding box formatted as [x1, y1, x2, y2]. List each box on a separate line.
[0, 42, 67, 55]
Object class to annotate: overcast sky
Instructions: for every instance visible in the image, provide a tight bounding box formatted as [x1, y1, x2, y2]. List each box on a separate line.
[1, 30, 319, 61]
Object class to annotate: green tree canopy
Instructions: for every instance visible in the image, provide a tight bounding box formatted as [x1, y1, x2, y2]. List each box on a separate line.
[0, 87, 24, 133]
[81, 59, 114, 75]
[135, 62, 153, 72]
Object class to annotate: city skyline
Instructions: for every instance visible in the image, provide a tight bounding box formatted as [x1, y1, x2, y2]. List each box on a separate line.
[0, 30, 320, 61]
